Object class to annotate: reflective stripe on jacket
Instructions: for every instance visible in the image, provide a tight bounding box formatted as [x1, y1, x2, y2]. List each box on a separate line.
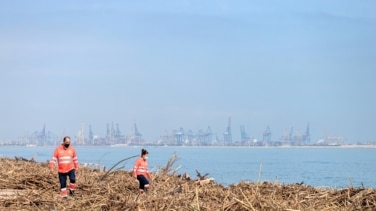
[49, 144, 79, 173]
[133, 157, 150, 178]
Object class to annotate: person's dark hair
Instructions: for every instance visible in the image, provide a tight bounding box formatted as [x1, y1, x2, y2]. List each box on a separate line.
[63, 136, 70, 142]
[141, 148, 148, 156]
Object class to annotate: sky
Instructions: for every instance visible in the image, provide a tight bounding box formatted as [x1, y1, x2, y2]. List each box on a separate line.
[1, 0, 376, 143]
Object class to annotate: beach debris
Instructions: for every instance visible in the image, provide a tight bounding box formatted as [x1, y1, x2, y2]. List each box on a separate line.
[0, 157, 375, 210]
[81, 163, 105, 171]
[195, 169, 209, 180]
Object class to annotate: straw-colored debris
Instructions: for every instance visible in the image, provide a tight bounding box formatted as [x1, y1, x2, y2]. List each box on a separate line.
[1, 157, 375, 210]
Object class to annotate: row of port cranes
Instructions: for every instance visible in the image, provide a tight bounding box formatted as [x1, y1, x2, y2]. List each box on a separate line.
[85, 122, 143, 146]
[161, 118, 313, 147]
[278, 125, 311, 146]
[158, 118, 229, 146]
[8, 118, 344, 146]
[96, 120, 344, 146]
[235, 120, 343, 146]
[11, 120, 310, 146]
[10, 122, 144, 146]
[58, 122, 134, 146]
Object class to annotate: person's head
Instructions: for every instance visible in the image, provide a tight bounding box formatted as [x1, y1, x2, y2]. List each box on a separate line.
[141, 148, 149, 159]
[63, 136, 71, 148]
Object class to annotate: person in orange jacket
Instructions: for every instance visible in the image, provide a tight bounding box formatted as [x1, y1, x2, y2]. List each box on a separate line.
[49, 136, 79, 198]
[133, 148, 152, 193]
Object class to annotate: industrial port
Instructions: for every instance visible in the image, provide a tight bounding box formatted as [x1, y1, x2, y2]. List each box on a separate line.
[0, 117, 362, 147]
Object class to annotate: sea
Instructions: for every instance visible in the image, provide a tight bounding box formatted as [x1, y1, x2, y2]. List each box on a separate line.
[1, 146, 375, 189]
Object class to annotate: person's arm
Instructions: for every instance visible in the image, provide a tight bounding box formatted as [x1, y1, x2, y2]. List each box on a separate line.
[49, 148, 57, 173]
[133, 159, 139, 178]
[73, 149, 79, 171]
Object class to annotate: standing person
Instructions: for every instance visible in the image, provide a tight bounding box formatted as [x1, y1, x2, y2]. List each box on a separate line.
[49, 136, 79, 198]
[133, 149, 152, 193]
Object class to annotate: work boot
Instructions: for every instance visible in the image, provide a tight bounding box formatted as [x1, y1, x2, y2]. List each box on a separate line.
[69, 183, 75, 196]
[61, 189, 68, 198]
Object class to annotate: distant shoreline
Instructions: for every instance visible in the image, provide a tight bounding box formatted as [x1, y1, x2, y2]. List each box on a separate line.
[152, 145, 376, 149]
[110, 144, 376, 149]
[0, 143, 376, 149]
[1, 144, 376, 149]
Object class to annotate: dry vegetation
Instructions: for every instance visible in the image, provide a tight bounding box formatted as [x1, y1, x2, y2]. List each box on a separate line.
[0, 155, 375, 211]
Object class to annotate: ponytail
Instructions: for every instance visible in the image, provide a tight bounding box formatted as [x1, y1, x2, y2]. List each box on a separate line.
[141, 148, 148, 156]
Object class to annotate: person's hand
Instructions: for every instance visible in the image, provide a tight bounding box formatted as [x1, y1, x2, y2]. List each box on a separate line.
[50, 169, 54, 174]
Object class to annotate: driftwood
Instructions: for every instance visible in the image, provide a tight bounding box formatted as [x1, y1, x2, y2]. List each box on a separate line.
[195, 169, 209, 180]
[0, 157, 375, 210]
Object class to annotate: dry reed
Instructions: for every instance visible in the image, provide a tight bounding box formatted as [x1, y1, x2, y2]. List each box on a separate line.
[0, 157, 375, 210]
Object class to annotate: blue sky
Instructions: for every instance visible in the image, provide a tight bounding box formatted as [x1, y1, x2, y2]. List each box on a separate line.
[1, 1, 376, 143]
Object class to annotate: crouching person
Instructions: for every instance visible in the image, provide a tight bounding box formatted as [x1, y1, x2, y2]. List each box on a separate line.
[133, 149, 152, 193]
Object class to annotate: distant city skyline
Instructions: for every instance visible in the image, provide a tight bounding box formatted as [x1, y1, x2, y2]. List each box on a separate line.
[1, 1, 376, 143]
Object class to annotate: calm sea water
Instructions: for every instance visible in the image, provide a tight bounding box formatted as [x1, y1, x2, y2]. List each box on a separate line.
[1, 146, 375, 189]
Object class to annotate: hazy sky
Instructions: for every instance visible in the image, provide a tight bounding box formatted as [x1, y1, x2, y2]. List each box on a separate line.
[1, 1, 376, 143]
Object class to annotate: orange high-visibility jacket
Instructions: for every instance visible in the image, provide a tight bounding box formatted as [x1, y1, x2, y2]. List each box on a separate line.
[133, 157, 151, 178]
[49, 144, 79, 173]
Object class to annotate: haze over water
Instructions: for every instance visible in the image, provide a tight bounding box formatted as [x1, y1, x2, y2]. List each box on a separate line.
[1, 1, 376, 144]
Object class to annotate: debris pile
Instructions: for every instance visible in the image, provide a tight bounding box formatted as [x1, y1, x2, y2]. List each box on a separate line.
[0, 157, 375, 210]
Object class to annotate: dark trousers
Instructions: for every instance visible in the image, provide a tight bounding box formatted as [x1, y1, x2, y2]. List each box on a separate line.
[58, 169, 76, 189]
[137, 175, 149, 190]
